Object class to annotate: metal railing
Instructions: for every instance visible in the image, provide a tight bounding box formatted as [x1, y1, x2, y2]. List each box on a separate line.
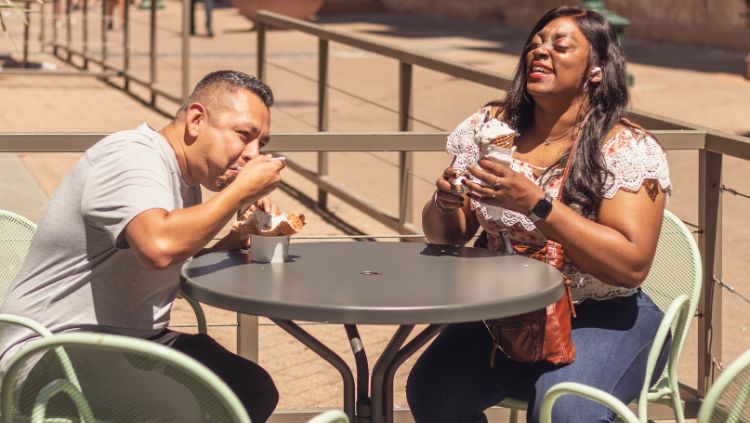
[252, 10, 750, 413]
[1, 128, 747, 414]
[0, 129, 734, 420]
[7, 0, 191, 110]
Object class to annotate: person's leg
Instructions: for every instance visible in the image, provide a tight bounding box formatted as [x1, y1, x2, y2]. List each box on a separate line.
[189, 0, 196, 35]
[159, 332, 279, 423]
[203, 0, 213, 36]
[526, 291, 671, 423]
[406, 322, 537, 423]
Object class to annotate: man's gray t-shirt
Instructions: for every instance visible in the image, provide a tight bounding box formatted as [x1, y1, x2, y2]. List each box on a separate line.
[0, 124, 201, 367]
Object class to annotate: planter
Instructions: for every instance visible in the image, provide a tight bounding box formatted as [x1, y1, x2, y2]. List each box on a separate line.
[230, 0, 324, 23]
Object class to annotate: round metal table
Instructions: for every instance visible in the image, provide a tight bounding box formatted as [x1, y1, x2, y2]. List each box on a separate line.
[180, 242, 563, 423]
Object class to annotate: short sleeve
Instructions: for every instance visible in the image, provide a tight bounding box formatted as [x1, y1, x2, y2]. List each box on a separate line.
[81, 141, 176, 249]
[601, 127, 672, 199]
[446, 107, 491, 171]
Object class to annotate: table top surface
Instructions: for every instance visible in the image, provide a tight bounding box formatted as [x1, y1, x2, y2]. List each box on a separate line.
[180, 242, 564, 324]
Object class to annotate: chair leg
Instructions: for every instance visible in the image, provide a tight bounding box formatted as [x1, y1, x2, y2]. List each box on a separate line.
[670, 392, 686, 423]
[509, 408, 519, 423]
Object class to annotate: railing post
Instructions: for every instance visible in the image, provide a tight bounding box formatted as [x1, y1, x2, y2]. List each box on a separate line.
[52, 0, 58, 56]
[256, 21, 266, 81]
[698, 149, 723, 396]
[101, 0, 107, 65]
[65, 0, 71, 62]
[39, 0, 45, 53]
[149, 0, 157, 106]
[123, 0, 130, 91]
[237, 313, 259, 363]
[22, 0, 30, 67]
[181, 0, 190, 101]
[82, 0, 88, 69]
[398, 62, 414, 232]
[317, 38, 330, 209]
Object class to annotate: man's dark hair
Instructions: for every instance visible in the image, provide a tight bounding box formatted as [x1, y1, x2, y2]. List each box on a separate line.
[178, 70, 274, 116]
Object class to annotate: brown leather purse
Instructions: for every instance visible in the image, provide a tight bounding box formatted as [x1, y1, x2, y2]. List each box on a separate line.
[483, 124, 583, 367]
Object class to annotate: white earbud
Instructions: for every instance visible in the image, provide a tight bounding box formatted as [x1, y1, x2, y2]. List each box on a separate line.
[590, 66, 603, 77]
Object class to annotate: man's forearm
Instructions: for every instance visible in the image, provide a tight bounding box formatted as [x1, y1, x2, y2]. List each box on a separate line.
[126, 184, 252, 269]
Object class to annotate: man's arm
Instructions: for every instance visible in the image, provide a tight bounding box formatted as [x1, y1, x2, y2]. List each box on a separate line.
[124, 156, 283, 269]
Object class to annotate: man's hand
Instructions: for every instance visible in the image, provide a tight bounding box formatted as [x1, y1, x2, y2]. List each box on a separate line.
[198, 196, 280, 255]
[229, 155, 285, 206]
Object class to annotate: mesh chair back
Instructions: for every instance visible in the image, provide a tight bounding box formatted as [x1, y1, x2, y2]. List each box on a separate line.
[0, 210, 36, 302]
[699, 349, 750, 423]
[640, 209, 702, 384]
[1, 333, 250, 423]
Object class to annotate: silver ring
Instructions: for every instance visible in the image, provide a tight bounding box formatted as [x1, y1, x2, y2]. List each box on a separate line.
[493, 176, 502, 190]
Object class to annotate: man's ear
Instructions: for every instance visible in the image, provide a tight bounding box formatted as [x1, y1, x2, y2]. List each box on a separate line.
[185, 102, 208, 139]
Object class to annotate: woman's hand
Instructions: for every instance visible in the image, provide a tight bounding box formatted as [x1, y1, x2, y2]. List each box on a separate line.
[433, 167, 468, 213]
[464, 158, 545, 215]
[422, 166, 479, 246]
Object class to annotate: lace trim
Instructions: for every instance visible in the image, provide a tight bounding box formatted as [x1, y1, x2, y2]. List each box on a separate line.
[446, 110, 672, 303]
[602, 128, 672, 198]
[567, 270, 638, 303]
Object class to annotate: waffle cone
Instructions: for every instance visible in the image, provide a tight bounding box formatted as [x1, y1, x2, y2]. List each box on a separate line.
[233, 211, 306, 237]
[489, 133, 515, 149]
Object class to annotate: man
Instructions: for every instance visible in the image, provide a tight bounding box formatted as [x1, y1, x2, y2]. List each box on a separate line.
[0, 70, 282, 421]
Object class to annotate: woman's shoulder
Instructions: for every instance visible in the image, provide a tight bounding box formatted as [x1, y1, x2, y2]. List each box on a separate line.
[601, 120, 664, 158]
[600, 120, 672, 199]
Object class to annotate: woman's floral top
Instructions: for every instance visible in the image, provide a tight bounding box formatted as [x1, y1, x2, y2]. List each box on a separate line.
[447, 107, 673, 302]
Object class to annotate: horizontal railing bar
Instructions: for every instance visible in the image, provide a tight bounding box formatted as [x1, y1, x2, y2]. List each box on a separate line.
[0, 69, 116, 77]
[655, 130, 706, 150]
[255, 11, 513, 90]
[706, 131, 750, 160]
[0, 130, 711, 154]
[255, 11, 748, 157]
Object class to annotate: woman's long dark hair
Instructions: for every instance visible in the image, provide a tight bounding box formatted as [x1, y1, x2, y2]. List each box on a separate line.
[492, 6, 629, 216]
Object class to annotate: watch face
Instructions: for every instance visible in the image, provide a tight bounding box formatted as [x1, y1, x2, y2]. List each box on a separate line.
[533, 196, 553, 219]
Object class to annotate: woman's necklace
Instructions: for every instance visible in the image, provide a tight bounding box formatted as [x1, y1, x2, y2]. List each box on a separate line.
[534, 122, 577, 145]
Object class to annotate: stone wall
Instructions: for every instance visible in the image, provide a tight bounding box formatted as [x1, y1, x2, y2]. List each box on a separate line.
[381, 0, 750, 51]
[606, 0, 750, 51]
[381, 0, 560, 27]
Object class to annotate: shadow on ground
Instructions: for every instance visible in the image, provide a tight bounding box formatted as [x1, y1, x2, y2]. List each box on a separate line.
[315, 12, 748, 76]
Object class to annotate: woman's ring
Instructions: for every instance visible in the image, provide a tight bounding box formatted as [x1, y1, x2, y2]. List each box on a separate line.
[493, 176, 502, 190]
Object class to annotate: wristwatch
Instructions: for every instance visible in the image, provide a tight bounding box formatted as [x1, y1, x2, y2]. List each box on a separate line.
[528, 192, 554, 223]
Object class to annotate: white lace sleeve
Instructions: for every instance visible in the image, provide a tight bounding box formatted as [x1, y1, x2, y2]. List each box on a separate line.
[446, 108, 490, 171]
[602, 128, 672, 199]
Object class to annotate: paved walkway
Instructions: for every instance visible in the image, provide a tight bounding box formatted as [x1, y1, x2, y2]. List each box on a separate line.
[2, 1, 750, 419]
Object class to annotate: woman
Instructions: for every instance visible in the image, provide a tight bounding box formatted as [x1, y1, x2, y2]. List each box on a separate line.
[407, 6, 672, 423]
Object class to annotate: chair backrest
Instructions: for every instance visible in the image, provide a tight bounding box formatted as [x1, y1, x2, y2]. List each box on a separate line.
[698, 349, 750, 423]
[0, 210, 36, 303]
[1, 332, 251, 423]
[639, 209, 703, 382]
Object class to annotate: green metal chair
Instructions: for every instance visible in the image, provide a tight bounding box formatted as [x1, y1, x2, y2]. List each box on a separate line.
[0, 209, 36, 302]
[540, 348, 750, 423]
[539, 382, 640, 423]
[697, 348, 750, 423]
[502, 209, 703, 422]
[0, 207, 207, 336]
[1, 332, 350, 423]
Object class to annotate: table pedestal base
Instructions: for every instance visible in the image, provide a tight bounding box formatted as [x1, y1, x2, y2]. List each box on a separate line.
[271, 319, 445, 423]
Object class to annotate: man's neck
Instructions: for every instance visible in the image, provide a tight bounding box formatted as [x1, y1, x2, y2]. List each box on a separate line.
[159, 121, 196, 186]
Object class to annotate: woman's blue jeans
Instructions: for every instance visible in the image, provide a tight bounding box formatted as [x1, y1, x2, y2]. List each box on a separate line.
[406, 290, 671, 423]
